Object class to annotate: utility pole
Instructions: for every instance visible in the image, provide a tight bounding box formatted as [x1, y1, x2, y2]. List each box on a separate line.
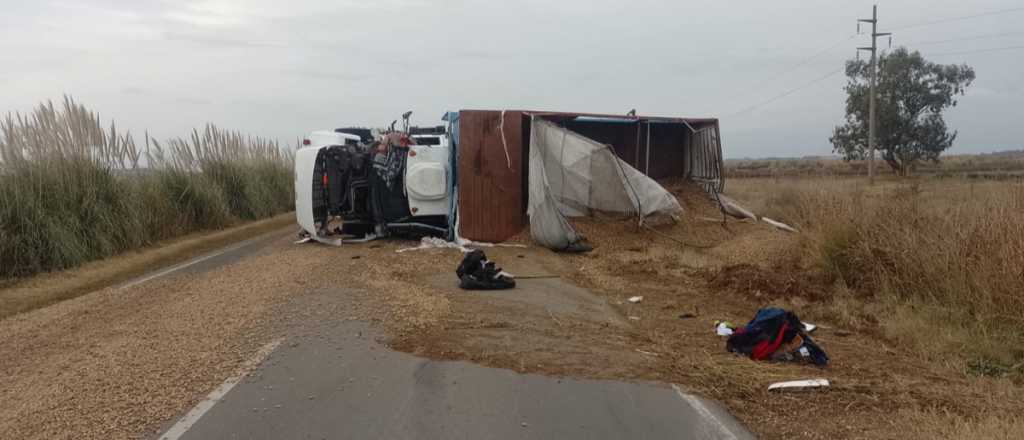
[858, 5, 890, 184]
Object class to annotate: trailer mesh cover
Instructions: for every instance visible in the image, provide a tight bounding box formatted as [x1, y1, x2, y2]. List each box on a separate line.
[527, 118, 683, 251]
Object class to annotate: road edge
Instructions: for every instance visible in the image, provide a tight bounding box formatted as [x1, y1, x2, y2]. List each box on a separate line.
[0, 213, 297, 320]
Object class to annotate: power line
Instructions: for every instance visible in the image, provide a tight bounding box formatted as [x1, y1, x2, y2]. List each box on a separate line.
[723, 8, 1021, 118]
[889, 7, 1024, 31]
[904, 31, 1024, 46]
[726, 67, 845, 117]
[928, 44, 1024, 56]
[728, 34, 856, 100]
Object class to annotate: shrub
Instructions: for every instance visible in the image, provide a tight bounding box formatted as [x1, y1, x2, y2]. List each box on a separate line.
[0, 96, 293, 279]
[734, 177, 1024, 363]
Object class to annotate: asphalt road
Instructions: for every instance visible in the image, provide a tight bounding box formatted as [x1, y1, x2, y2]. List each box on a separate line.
[143, 229, 753, 440]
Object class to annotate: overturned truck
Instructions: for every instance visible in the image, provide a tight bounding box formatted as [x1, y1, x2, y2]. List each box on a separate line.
[295, 110, 724, 249]
[294, 126, 453, 245]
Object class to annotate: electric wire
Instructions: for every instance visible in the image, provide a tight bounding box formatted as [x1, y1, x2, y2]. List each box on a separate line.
[927, 44, 1024, 56]
[725, 67, 845, 117]
[889, 7, 1024, 31]
[728, 34, 856, 100]
[725, 8, 1024, 116]
[903, 31, 1024, 46]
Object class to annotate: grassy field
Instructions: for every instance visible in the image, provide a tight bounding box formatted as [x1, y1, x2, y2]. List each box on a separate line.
[727, 176, 1024, 379]
[0, 97, 294, 280]
[726, 150, 1024, 179]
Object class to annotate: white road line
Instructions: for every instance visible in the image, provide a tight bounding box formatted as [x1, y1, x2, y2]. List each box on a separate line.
[159, 339, 283, 440]
[118, 235, 269, 290]
[672, 384, 741, 440]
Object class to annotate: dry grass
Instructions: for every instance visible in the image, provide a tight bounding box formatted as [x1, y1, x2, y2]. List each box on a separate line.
[726, 150, 1024, 179]
[898, 408, 1024, 440]
[728, 176, 1024, 376]
[0, 96, 294, 280]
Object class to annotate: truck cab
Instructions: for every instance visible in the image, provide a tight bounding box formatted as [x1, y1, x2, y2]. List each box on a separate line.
[294, 126, 452, 244]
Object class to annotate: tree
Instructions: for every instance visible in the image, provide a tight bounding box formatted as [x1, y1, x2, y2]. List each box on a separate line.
[831, 47, 975, 176]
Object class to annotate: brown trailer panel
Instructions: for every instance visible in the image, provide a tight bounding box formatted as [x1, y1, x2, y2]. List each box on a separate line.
[456, 109, 724, 242]
[457, 110, 526, 242]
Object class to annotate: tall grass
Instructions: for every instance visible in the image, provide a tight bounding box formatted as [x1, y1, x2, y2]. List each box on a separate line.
[0, 97, 293, 279]
[729, 177, 1024, 367]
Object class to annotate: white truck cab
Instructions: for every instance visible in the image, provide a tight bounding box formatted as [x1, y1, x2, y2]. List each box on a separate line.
[294, 126, 452, 243]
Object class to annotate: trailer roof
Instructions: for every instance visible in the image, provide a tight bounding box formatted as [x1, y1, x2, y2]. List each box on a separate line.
[457, 109, 718, 126]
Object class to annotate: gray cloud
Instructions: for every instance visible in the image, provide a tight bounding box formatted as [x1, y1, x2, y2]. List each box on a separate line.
[1, 0, 1022, 157]
[172, 97, 214, 106]
[280, 69, 372, 82]
[162, 31, 288, 48]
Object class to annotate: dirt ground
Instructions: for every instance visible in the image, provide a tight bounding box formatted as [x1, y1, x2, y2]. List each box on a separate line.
[344, 180, 1024, 439]
[2, 181, 1021, 439]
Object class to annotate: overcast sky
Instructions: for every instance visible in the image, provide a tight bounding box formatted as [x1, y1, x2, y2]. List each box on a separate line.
[2, 0, 1021, 158]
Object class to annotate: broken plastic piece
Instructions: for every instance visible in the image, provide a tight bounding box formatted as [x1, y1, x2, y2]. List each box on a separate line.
[762, 217, 798, 233]
[714, 320, 736, 336]
[718, 195, 758, 221]
[716, 322, 734, 336]
[628, 296, 643, 303]
[768, 379, 830, 392]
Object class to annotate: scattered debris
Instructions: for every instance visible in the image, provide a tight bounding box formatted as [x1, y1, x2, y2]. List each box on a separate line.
[768, 379, 830, 392]
[455, 250, 515, 290]
[635, 349, 659, 357]
[628, 296, 644, 303]
[718, 194, 758, 221]
[762, 217, 798, 233]
[398, 236, 469, 253]
[716, 194, 799, 234]
[397, 236, 527, 253]
[628, 316, 641, 321]
[726, 307, 829, 366]
[546, 309, 564, 328]
[678, 312, 697, 319]
[715, 320, 736, 336]
[803, 322, 817, 333]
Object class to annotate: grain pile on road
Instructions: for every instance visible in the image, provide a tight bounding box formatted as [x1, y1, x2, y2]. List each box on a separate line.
[358, 181, 1024, 439]
[0, 238, 300, 439]
[4, 180, 1023, 440]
